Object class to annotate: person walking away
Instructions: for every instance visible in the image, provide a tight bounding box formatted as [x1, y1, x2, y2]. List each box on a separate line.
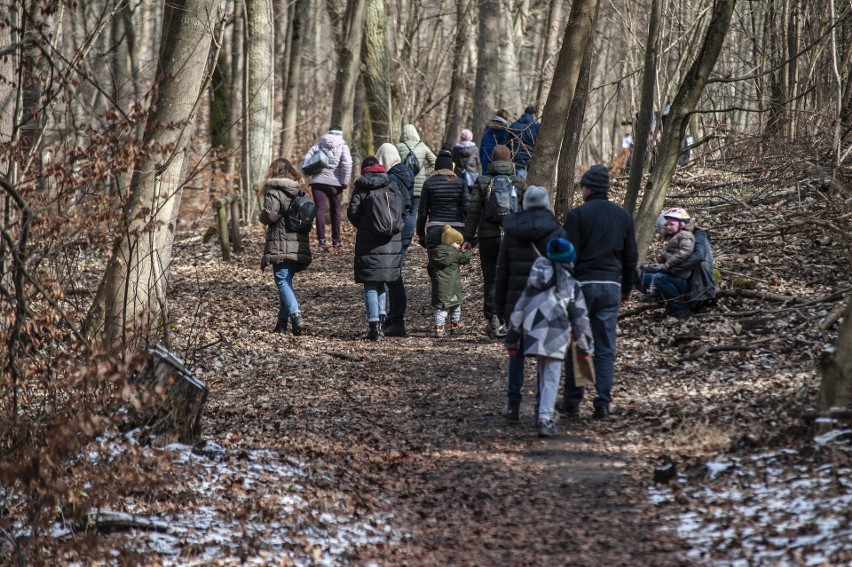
[479, 109, 512, 173]
[347, 157, 404, 340]
[509, 105, 541, 178]
[375, 143, 414, 336]
[303, 126, 352, 251]
[462, 144, 525, 337]
[638, 208, 695, 316]
[452, 128, 481, 188]
[396, 123, 437, 245]
[259, 158, 313, 335]
[558, 165, 637, 420]
[416, 151, 468, 250]
[505, 238, 593, 436]
[494, 185, 564, 424]
[428, 225, 472, 337]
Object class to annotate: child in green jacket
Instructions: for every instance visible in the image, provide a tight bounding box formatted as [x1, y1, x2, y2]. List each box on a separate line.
[428, 225, 471, 337]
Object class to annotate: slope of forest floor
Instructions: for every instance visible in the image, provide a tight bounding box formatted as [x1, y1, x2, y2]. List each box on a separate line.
[29, 162, 852, 566]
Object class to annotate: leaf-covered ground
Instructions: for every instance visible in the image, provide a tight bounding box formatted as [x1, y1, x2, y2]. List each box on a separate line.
[80, 165, 850, 565]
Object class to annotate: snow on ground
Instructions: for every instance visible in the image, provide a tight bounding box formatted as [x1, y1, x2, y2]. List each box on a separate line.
[55, 437, 403, 566]
[649, 426, 852, 566]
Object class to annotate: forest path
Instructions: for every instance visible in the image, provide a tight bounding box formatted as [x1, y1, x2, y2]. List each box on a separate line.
[179, 226, 686, 565]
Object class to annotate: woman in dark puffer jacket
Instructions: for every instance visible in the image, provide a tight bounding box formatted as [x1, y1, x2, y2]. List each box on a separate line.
[259, 158, 313, 335]
[348, 157, 405, 340]
[416, 151, 468, 250]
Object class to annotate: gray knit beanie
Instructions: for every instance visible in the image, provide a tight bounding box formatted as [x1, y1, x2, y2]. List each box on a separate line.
[523, 185, 550, 210]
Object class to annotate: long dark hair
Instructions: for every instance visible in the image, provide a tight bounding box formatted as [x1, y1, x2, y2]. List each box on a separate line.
[265, 158, 302, 183]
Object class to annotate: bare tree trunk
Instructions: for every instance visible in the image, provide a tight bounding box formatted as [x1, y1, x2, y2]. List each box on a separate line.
[634, 0, 737, 265]
[535, 0, 564, 106]
[553, 1, 600, 220]
[228, 8, 244, 177]
[330, 0, 367, 140]
[624, 0, 661, 215]
[362, 0, 392, 148]
[526, 0, 600, 193]
[444, 0, 471, 143]
[91, 0, 219, 349]
[818, 299, 852, 412]
[472, 0, 501, 135]
[498, 0, 522, 114]
[279, 0, 305, 162]
[243, 0, 274, 221]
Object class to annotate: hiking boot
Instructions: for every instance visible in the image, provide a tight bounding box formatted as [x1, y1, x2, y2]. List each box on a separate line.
[555, 400, 580, 418]
[434, 324, 449, 338]
[378, 315, 386, 337]
[638, 293, 660, 303]
[383, 319, 408, 337]
[450, 321, 465, 335]
[538, 419, 558, 437]
[365, 322, 381, 341]
[484, 315, 498, 338]
[500, 399, 520, 424]
[593, 406, 610, 420]
[289, 313, 303, 336]
[273, 318, 288, 333]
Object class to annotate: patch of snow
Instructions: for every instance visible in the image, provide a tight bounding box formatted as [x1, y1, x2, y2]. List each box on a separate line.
[651, 430, 852, 565]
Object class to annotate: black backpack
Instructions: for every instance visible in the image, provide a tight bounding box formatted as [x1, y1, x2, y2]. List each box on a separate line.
[483, 175, 518, 224]
[402, 142, 421, 175]
[285, 192, 317, 233]
[364, 185, 405, 237]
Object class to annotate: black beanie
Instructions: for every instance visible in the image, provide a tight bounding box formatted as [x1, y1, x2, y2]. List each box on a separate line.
[435, 151, 454, 172]
[361, 156, 379, 170]
[580, 164, 610, 193]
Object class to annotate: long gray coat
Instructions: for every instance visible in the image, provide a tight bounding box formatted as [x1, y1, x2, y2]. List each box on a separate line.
[505, 258, 593, 360]
[259, 178, 313, 271]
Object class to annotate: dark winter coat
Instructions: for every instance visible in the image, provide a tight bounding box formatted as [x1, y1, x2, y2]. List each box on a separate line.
[677, 227, 717, 305]
[562, 192, 638, 292]
[416, 170, 469, 249]
[452, 141, 481, 178]
[509, 113, 540, 167]
[387, 163, 414, 221]
[347, 172, 403, 283]
[479, 118, 512, 172]
[428, 244, 471, 309]
[463, 160, 525, 242]
[495, 208, 565, 320]
[259, 177, 313, 271]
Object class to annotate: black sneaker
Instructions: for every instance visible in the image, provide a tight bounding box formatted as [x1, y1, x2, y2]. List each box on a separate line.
[638, 293, 660, 303]
[555, 401, 580, 418]
[593, 406, 610, 420]
[383, 319, 408, 337]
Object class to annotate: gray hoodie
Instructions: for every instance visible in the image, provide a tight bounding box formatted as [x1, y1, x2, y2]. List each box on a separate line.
[396, 124, 437, 198]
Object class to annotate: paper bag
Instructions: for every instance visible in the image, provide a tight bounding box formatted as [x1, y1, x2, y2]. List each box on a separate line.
[571, 340, 595, 388]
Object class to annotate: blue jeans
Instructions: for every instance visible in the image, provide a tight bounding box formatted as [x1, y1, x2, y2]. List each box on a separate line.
[273, 261, 300, 321]
[641, 271, 690, 316]
[563, 282, 621, 410]
[404, 196, 419, 248]
[507, 352, 525, 402]
[386, 253, 407, 323]
[363, 282, 387, 322]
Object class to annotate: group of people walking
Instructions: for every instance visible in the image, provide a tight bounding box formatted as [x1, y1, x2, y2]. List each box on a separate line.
[257, 112, 716, 437]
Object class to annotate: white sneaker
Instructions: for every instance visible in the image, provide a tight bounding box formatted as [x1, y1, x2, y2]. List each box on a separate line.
[494, 324, 508, 338]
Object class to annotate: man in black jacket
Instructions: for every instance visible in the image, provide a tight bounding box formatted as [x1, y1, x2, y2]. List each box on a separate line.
[559, 165, 637, 420]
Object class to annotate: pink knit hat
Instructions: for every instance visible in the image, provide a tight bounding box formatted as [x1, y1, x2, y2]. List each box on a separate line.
[460, 129, 473, 142]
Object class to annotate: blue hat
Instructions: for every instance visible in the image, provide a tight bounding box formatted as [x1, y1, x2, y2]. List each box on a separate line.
[547, 238, 576, 265]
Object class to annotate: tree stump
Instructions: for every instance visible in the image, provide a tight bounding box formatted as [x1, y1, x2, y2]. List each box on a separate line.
[133, 345, 208, 445]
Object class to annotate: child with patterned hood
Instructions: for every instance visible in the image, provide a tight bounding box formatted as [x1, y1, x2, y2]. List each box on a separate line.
[504, 237, 593, 437]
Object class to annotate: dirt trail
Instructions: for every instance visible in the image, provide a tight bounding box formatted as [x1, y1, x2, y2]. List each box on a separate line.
[178, 226, 686, 565]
